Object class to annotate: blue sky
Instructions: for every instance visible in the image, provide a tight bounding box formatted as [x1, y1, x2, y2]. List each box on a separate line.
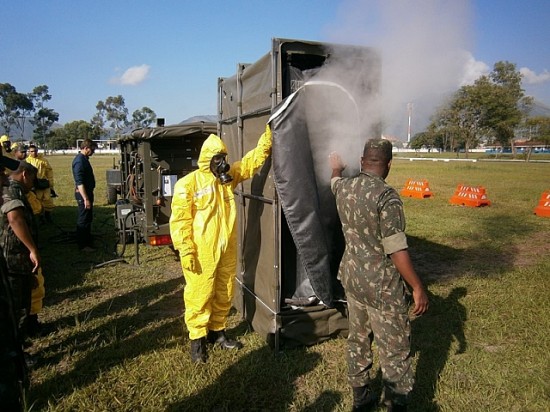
[2, 0, 549, 137]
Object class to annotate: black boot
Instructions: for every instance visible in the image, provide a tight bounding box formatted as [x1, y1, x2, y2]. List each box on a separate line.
[190, 337, 207, 363]
[386, 401, 407, 412]
[207, 330, 243, 350]
[352, 385, 377, 412]
[27, 314, 43, 338]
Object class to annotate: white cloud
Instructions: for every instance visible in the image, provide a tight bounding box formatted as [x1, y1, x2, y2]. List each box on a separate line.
[111, 64, 150, 85]
[520, 67, 550, 85]
[459, 52, 490, 86]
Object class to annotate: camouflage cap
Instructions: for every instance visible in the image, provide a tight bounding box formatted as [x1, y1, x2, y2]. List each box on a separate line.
[363, 138, 393, 160]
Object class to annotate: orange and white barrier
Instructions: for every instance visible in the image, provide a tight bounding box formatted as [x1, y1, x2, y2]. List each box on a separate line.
[534, 191, 550, 217]
[449, 184, 491, 207]
[400, 179, 434, 199]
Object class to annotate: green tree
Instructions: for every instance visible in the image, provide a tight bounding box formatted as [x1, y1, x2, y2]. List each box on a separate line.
[429, 104, 467, 154]
[0, 83, 33, 139]
[53, 120, 98, 149]
[525, 116, 550, 144]
[427, 61, 531, 157]
[131, 106, 157, 128]
[29, 85, 59, 147]
[410, 131, 433, 150]
[485, 61, 533, 151]
[94, 95, 129, 137]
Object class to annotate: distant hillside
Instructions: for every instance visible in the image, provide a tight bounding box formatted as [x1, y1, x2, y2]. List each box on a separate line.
[528, 99, 550, 117]
[0, 119, 62, 141]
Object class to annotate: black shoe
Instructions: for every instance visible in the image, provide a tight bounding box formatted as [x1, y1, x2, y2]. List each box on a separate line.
[386, 401, 407, 412]
[207, 330, 243, 350]
[190, 337, 207, 363]
[24, 351, 35, 368]
[351, 385, 377, 411]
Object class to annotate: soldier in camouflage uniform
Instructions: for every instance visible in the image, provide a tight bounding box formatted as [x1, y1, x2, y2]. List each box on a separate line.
[0, 161, 41, 345]
[0, 154, 28, 411]
[0, 254, 27, 410]
[329, 139, 428, 412]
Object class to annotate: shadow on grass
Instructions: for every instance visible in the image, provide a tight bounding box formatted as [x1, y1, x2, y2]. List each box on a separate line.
[408, 212, 542, 285]
[45, 276, 182, 333]
[301, 390, 343, 412]
[37, 205, 119, 292]
[166, 346, 322, 412]
[29, 277, 184, 409]
[411, 287, 467, 412]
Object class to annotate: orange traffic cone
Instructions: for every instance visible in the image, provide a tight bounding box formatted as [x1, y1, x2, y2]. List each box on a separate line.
[400, 179, 434, 199]
[534, 191, 550, 217]
[449, 184, 491, 207]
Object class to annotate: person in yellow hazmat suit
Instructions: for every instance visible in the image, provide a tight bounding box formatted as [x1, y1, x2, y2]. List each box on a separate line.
[0, 135, 14, 158]
[26, 186, 46, 337]
[170, 124, 272, 363]
[26, 144, 55, 223]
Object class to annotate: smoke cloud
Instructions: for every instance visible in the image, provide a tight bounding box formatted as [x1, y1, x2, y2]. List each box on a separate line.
[323, 0, 475, 141]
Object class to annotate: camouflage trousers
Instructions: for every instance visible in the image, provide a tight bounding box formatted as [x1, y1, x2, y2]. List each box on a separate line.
[347, 293, 413, 404]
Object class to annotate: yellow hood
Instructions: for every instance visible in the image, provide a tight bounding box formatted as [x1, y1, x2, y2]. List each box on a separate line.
[198, 134, 228, 173]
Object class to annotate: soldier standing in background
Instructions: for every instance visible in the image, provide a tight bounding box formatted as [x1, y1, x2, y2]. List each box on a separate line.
[0, 148, 27, 411]
[0, 162, 41, 345]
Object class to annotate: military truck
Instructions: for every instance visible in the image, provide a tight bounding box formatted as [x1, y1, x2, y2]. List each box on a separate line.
[218, 38, 381, 349]
[106, 118, 217, 261]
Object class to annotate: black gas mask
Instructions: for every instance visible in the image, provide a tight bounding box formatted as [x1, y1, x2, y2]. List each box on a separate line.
[2, 142, 12, 153]
[210, 154, 233, 184]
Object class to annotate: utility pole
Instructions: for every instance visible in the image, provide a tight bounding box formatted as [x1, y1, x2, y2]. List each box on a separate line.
[407, 102, 413, 144]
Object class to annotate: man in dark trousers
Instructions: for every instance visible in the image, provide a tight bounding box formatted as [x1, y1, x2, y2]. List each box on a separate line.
[329, 139, 428, 412]
[72, 139, 97, 252]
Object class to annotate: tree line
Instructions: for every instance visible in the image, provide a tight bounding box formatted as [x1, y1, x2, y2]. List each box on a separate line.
[0, 84, 157, 149]
[3, 61, 549, 152]
[409, 61, 550, 156]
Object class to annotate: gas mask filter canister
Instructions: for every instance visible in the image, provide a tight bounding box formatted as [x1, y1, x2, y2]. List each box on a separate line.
[211, 154, 233, 184]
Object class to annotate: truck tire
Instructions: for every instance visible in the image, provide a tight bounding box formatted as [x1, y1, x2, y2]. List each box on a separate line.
[107, 185, 118, 205]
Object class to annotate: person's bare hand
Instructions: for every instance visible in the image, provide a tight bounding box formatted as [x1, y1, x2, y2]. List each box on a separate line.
[411, 287, 429, 316]
[328, 152, 346, 170]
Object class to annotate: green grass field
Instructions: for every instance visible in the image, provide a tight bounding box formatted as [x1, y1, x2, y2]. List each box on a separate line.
[26, 154, 550, 411]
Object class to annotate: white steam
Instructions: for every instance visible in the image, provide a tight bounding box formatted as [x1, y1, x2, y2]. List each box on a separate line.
[323, 0, 475, 140]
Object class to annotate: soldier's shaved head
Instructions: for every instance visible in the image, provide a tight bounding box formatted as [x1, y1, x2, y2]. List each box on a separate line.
[361, 138, 393, 179]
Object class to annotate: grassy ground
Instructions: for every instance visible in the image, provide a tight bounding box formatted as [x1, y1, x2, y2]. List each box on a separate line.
[26, 154, 550, 411]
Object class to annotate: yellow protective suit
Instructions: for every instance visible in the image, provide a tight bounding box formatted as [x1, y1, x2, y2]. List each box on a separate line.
[26, 193, 45, 316]
[170, 125, 272, 340]
[27, 154, 55, 212]
[31, 267, 45, 315]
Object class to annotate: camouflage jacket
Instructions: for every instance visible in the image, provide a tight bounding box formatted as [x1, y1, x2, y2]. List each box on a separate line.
[0, 180, 37, 275]
[331, 172, 409, 312]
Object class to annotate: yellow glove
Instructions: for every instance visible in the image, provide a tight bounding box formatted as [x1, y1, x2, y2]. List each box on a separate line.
[181, 254, 196, 272]
[264, 123, 272, 140]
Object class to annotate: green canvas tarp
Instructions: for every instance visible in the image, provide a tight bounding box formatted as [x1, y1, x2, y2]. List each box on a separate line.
[218, 38, 381, 349]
